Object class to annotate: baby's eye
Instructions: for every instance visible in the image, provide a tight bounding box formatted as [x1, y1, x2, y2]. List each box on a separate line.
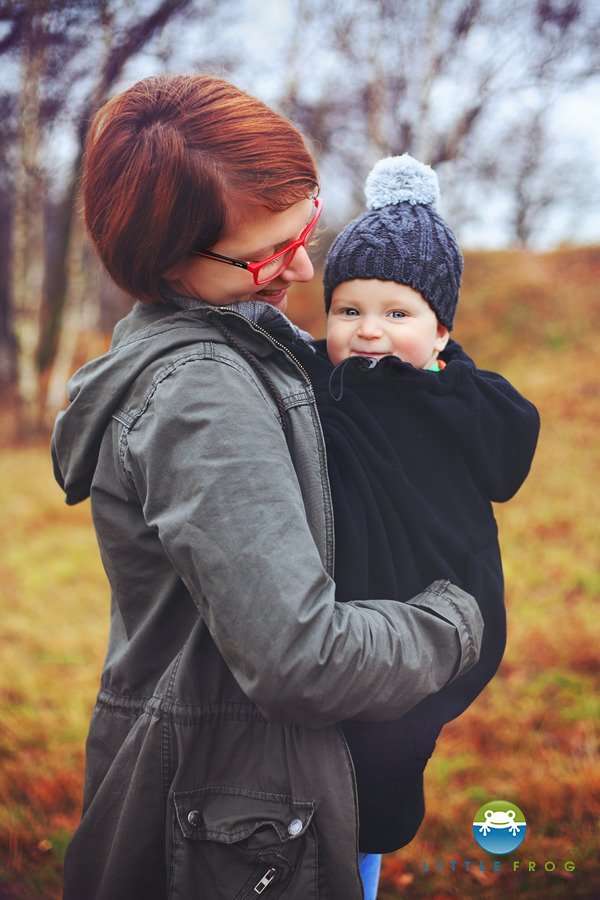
[339, 307, 359, 316]
[388, 310, 406, 319]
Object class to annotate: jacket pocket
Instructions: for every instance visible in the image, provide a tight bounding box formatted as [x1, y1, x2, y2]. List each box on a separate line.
[168, 785, 318, 899]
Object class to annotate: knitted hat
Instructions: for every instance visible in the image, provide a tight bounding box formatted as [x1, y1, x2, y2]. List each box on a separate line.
[323, 154, 463, 329]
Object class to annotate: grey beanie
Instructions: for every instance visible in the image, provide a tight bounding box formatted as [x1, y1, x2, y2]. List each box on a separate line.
[323, 154, 463, 329]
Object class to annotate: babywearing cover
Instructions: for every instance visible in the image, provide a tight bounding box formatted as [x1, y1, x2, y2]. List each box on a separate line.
[263, 325, 539, 852]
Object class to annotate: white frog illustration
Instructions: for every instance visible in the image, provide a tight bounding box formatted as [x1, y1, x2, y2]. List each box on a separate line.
[474, 808, 522, 837]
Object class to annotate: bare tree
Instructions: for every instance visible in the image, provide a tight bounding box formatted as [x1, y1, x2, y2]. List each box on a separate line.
[38, 0, 194, 375]
[11, 0, 47, 434]
[510, 109, 557, 247]
[1, 0, 197, 430]
[272, 0, 600, 237]
[0, 89, 18, 386]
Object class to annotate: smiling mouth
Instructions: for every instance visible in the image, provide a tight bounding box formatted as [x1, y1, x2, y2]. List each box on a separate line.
[256, 286, 287, 301]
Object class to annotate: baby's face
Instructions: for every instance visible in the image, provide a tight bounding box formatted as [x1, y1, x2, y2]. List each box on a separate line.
[326, 279, 449, 368]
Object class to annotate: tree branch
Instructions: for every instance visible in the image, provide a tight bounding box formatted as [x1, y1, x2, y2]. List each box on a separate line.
[0, 12, 25, 55]
[75, 0, 192, 146]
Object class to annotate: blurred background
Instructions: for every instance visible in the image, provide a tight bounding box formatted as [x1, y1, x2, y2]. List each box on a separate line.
[0, 1, 599, 898]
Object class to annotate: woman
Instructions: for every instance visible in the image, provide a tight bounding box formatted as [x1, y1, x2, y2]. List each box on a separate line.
[51, 74, 483, 900]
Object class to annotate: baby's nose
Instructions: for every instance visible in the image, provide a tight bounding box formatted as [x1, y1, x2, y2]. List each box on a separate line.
[357, 316, 383, 336]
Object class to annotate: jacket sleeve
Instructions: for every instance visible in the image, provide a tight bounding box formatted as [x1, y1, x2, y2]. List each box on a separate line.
[125, 356, 483, 727]
[438, 340, 540, 502]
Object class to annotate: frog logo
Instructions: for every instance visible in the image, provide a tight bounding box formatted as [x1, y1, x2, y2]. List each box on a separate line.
[472, 800, 527, 854]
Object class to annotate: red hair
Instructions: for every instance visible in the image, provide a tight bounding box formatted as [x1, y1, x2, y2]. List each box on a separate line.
[82, 74, 319, 302]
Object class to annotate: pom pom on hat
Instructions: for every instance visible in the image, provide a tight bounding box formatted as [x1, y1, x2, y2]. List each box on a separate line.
[365, 154, 440, 210]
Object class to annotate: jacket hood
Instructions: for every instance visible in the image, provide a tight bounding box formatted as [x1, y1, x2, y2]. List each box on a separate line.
[51, 298, 308, 505]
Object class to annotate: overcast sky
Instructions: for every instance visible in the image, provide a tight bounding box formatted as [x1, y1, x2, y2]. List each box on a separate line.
[3, 0, 600, 249]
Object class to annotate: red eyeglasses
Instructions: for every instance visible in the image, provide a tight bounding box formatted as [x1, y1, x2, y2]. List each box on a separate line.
[193, 197, 322, 286]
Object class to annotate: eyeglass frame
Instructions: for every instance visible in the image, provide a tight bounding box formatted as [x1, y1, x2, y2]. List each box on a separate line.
[191, 197, 322, 285]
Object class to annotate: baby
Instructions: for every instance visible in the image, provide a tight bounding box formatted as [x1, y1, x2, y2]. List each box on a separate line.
[275, 155, 540, 860]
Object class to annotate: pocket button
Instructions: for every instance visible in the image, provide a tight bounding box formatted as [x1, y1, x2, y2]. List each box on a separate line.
[287, 818, 303, 837]
[187, 810, 201, 828]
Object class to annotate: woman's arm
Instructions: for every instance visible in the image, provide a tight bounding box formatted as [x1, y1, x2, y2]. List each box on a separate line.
[126, 356, 483, 727]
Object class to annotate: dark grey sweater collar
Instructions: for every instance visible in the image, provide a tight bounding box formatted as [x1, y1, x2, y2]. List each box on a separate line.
[159, 284, 315, 347]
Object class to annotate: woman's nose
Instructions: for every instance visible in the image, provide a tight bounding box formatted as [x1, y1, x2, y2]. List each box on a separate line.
[280, 245, 314, 283]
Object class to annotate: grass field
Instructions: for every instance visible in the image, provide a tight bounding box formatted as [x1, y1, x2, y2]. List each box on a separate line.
[1, 247, 599, 898]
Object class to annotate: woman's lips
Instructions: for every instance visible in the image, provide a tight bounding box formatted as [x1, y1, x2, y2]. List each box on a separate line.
[256, 286, 287, 306]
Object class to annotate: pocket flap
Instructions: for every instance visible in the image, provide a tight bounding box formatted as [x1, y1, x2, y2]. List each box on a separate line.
[173, 785, 315, 844]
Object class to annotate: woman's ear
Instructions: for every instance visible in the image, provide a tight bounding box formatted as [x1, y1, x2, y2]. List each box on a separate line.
[162, 259, 185, 281]
[162, 257, 193, 295]
[434, 322, 450, 352]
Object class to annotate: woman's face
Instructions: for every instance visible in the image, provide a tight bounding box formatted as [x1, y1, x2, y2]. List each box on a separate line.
[163, 196, 315, 314]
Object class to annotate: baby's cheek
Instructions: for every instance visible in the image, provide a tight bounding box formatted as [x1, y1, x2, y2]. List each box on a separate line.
[325, 327, 349, 366]
[326, 338, 348, 367]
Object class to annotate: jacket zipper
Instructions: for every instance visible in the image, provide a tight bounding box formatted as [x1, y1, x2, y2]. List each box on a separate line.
[214, 307, 313, 385]
[211, 307, 361, 895]
[211, 306, 336, 577]
[250, 865, 278, 895]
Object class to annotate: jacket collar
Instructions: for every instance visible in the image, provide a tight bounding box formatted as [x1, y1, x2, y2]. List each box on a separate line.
[159, 283, 315, 347]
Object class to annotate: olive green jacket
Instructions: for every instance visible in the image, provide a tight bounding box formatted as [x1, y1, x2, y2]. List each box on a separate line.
[51, 299, 483, 900]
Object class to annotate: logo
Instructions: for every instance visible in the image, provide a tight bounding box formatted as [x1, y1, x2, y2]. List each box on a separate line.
[472, 800, 527, 855]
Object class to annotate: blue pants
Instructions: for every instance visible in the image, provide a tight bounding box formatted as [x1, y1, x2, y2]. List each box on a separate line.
[358, 852, 382, 899]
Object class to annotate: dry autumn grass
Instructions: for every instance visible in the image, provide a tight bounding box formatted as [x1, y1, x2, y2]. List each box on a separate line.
[1, 246, 599, 899]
